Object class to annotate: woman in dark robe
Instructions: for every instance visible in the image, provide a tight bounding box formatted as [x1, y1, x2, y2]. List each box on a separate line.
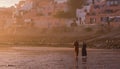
[82, 41, 87, 63]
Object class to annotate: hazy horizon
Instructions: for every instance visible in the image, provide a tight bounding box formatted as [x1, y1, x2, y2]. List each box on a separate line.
[0, 0, 20, 7]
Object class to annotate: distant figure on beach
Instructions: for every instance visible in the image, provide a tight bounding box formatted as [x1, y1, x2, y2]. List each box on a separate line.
[82, 41, 87, 63]
[74, 40, 79, 62]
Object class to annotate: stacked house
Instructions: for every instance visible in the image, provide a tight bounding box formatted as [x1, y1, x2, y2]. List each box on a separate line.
[86, 0, 120, 27]
[76, 0, 120, 27]
[13, 0, 68, 28]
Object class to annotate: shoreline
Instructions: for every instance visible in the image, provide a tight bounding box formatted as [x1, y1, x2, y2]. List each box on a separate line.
[0, 46, 119, 69]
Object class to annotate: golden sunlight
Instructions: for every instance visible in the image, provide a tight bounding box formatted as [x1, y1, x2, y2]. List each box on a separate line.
[0, 0, 20, 7]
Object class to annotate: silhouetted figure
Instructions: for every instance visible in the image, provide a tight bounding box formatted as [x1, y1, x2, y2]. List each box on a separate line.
[82, 41, 87, 63]
[74, 40, 79, 63]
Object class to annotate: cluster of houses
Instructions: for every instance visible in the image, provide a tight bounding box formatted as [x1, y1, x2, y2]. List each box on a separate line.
[0, 0, 119, 30]
[77, 0, 120, 27]
[12, 0, 68, 29]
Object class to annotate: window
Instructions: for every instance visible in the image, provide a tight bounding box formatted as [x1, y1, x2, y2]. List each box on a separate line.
[104, 9, 113, 14]
[106, 0, 120, 6]
[90, 18, 96, 24]
[101, 17, 109, 22]
[94, 5, 100, 9]
[110, 1, 114, 5]
[114, 1, 118, 5]
[114, 16, 120, 22]
[107, 1, 110, 6]
[91, 12, 96, 16]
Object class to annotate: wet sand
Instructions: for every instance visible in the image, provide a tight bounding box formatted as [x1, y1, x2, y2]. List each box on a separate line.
[0, 46, 120, 69]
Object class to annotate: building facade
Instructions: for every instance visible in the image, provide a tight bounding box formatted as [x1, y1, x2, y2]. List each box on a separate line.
[76, 0, 101, 25]
[12, 0, 69, 28]
[86, 0, 120, 27]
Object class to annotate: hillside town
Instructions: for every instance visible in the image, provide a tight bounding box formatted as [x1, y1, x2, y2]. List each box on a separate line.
[0, 0, 120, 30]
[0, 1, 119, 69]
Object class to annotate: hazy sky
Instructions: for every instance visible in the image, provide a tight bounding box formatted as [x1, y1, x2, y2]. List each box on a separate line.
[0, 0, 20, 7]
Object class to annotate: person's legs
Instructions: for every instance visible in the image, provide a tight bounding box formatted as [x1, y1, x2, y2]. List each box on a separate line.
[75, 53, 78, 61]
[75, 49, 79, 67]
[75, 49, 79, 61]
[76, 55, 78, 61]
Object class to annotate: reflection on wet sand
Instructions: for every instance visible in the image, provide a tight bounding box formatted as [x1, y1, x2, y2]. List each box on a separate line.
[0, 47, 119, 69]
[82, 57, 87, 69]
[82, 63, 87, 69]
[75, 57, 87, 69]
[74, 56, 79, 69]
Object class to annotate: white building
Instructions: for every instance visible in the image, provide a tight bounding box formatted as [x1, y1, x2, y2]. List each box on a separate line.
[54, 0, 67, 3]
[76, 5, 91, 24]
[76, 0, 105, 25]
[20, 1, 33, 11]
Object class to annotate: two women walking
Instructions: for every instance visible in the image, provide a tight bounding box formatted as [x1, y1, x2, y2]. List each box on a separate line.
[74, 40, 87, 63]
